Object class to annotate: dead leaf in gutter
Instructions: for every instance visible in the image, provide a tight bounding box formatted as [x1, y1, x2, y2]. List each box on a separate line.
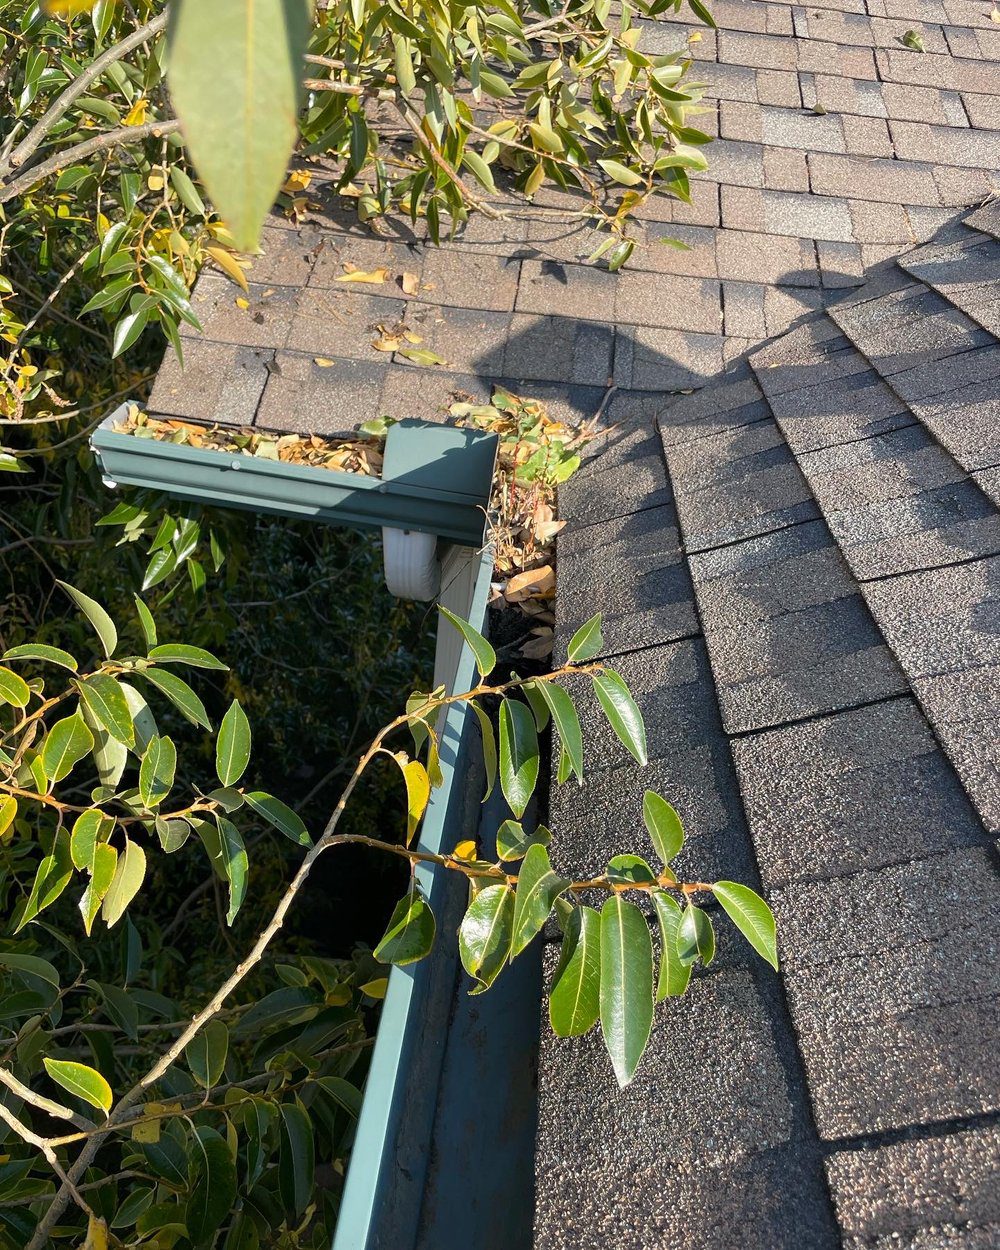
[505, 565, 555, 603]
[521, 628, 554, 659]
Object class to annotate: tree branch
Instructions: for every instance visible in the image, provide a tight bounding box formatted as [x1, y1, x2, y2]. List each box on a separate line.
[0, 119, 182, 205]
[3, 11, 169, 176]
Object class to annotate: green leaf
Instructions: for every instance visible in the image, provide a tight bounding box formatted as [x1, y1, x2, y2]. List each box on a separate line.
[521, 680, 551, 732]
[148, 644, 228, 671]
[470, 701, 497, 802]
[133, 596, 157, 650]
[56, 581, 117, 659]
[511, 843, 569, 958]
[70, 809, 111, 872]
[112, 307, 150, 358]
[463, 148, 497, 193]
[438, 604, 496, 678]
[642, 790, 684, 865]
[216, 816, 248, 925]
[395, 756, 430, 844]
[652, 891, 691, 1000]
[216, 699, 251, 786]
[599, 896, 654, 1088]
[79, 844, 117, 936]
[167, 0, 313, 251]
[458, 883, 514, 991]
[244, 790, 311, 846]
[186, 1126, 237, 1248]
[101, 838, 146, 928]
[42, 710, 94, 784]
[687, 0, 718, 26]
[186, 1018, 229, 1089]
[677, 902, 715, 967]
[170, 165, 206, 215]
[139, 736, 177, 809]
[77, 674, 134, 747]
[15, 831, 73, 931]
[498, 698, 539, 819]
[549, 906, 601, 1037]
[712, 881, 778, 970]
[140, 668, 212, 730]
[2, 644, 78, 671]
[43, 1058, 113, 1115]
[592, 669, 647, 765]
[278, 1100, 314, 1218]
[536, 681, 584, 783]
[495, 819, 551, 863]
[598, 158, 644, 186]
[605, 854, 656, 885]
[374, 886, 436, 965]
[0, 666, 30, 708]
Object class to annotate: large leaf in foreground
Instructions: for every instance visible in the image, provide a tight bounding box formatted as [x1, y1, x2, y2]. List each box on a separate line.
[374, 888, 436, 966]
[458, 884, 513, 991]
[167, 0, 313, 251]
[550, 906, 601, 1037]
[712, 881, 778, 969]
[599, 895, 654, 1088]
[592, 670, 647, 765]
[498, 698, 539, 819]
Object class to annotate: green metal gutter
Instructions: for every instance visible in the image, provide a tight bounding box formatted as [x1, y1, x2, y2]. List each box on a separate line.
[332, 546, 495, 1250]
[92, 406, 498, 548]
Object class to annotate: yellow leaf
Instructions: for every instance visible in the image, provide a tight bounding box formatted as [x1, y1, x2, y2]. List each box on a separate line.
[402, 330, 423, 344]
[400, 271, 420, 295]
[43, 0, 97, 16]
[83, 1213, 109, 1250]
[0, 796, 16, 838]
[130, 1106, 162, 1143]
[453, 840, 478, 861]
[124, 98, 150, 127]
[314, 357, 335, 366]
[360, 977, 388, 999]
[282, 169, 312, 194]
[206, 245, 250, 294]
[235, 297, 250, 310]
[147, 174, 165, 191]
[371, 336, 400, 352]
[688, 30, 702, 42]
[326, 986, 352, 1005]
[394, 754, 430, 844]
[335, 267, 389, 284]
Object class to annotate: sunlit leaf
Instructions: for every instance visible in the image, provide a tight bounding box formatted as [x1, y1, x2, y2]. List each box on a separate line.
[216, 699, 251, 786]
[43, 1058, 112, 1115]
[550, 906, 601, 1037]
[458, 883, 514, 991]
[56, 580, 117, 658]
[374, 886, 436, 965]
[438, 605, 496, 678]
[511, 843, 569, 958]
[712, 881, 778, 969]
[599, 896, 654, 1088]
[498, 698, 539, 819]
[101, 838, 147, 927]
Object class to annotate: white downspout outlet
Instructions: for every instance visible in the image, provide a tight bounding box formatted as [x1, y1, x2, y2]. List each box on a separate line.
[381, 527, 441, 601]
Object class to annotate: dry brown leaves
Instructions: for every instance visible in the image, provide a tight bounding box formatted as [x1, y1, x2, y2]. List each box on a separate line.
[112, 410, 383, 476]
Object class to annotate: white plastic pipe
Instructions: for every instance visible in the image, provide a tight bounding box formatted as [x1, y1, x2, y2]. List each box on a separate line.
[381, 527, 441, 601]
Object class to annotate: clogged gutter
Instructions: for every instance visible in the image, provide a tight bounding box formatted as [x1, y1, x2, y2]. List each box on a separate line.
[112, 388, 595, 659]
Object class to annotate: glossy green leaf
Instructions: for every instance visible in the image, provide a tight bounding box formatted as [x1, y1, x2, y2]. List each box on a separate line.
[677, 902, 715, 967]
[101, 838, 146, 928]
[592, 669, 647, 765]
[216, 699, 251, 786]
[42, 711, 94, 783]
[598, 158, 644, 186]
[186, 1126, 237, 1248]
[186, 1018, 229, 1089]
[0, 795, 16, 837]
[70, 809, 111, 872]
[244, 790, 311, 846]
[458, 883, 514, 991]
[599, 895, 654, 1088]
[495, 819, 551, 863]
[652, 891, 691, 1000]
[79, 843, 117, 936]
[43, 1058, 113, 1115]
[470, 701, 497, 802]
[0, 666, 30, 708]
[139, 735, 176, 808]
[140, 668, 211, 730]
[133, 595, 157, 650]
[217, 816, 248, 925]
[712, 881, 778, 969]
[78, 674, 134, 747]
[149, 644, 228, 671]
[498, 698, 539, 819]
[57, 580, 117, 659]
[15, 830, 72, 930]
[278, 1100, 314, 1218]
[642, 790, 684, 865]
[605, 854, 656, 885]
[535, 680, 584, 783]
[167, 0, 313, 251]
[511, 843, 569, 958]
[2, 643, 78, 671]
[374, 886, 436, 965]
[521, 680, 551, 732]
[549, 905, 601, 1037]
[438, 604, 496, 678]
